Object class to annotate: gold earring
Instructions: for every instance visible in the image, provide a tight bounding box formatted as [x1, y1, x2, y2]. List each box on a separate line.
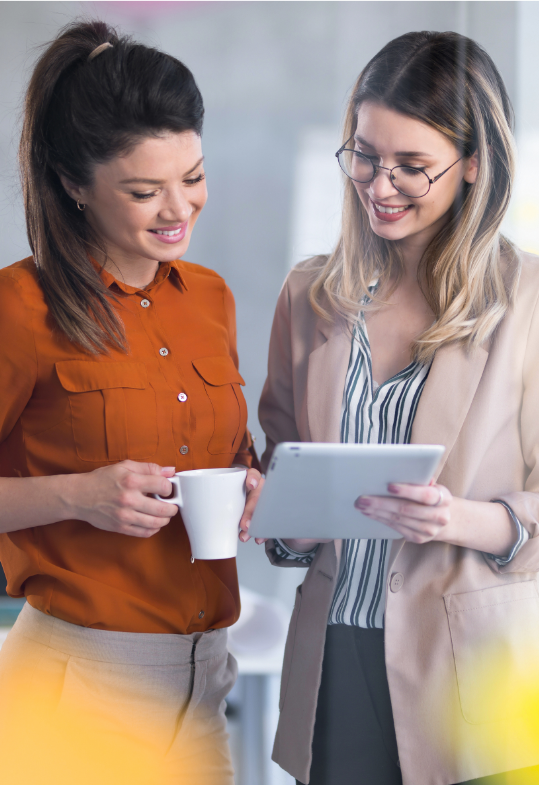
[77, 200, 86, 212]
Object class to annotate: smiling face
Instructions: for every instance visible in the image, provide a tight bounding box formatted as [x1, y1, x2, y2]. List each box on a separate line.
[62, 131, 207, 272]
[352, 101, 478, 259]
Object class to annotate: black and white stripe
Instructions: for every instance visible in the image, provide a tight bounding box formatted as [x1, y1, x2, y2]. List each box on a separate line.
[328, 320, 431, 628]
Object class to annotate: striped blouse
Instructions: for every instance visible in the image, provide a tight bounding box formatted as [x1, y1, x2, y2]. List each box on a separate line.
[273, 306, 528, 628]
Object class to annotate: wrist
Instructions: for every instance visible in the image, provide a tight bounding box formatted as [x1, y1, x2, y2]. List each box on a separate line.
[435, 497, 517, 555]
[432, 496, 464, 546]
[282, 538, 320, 553]
[53, 472, 84, 522]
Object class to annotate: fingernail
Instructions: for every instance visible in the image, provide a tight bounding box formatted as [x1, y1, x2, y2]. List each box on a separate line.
[249, 479, 258, 489]
[161, 467, 176, 474]
[388, 483, 401, 493]
[240, 532, 250, 542]
[355, 498, 371, 510]
[243, 519, 251, 529]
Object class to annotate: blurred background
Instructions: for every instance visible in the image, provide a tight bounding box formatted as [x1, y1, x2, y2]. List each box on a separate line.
[0, 2, 538, 783]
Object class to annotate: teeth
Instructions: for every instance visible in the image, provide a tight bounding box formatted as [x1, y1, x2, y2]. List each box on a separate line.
[374, 204, 409, 214]
[154, 228, 182, 236]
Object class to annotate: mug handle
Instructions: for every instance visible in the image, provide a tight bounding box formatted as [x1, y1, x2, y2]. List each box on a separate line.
[155, 477, 182, 506]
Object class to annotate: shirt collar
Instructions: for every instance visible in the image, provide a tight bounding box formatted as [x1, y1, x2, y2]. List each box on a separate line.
[92, 258, 188, 295]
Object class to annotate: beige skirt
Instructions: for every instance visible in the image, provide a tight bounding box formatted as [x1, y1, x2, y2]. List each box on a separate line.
[0, 603, 237, 785]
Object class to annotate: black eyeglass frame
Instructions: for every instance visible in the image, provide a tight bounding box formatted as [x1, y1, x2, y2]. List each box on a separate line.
[335, 135, 463, 198]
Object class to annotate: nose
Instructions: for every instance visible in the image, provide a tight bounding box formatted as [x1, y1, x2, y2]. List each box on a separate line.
[367, 166, 400, 201]
[158, 188, 192, 224]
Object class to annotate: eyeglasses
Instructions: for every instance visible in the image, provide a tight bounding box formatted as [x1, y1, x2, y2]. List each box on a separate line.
[335, 136, 463, 198]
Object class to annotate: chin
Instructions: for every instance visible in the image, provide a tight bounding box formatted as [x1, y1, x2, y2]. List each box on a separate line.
[145, 239, 191, 261]
[368, 221, 410, 242]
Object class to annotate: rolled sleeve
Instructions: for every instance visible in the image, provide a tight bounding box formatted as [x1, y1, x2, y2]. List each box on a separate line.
[265, 538, 316, 569]
[484, 500, 530, 567]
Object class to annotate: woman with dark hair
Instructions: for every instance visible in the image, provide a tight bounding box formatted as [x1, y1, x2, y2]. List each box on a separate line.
[242, 31, 539, 785]
[0, 20, 260, 785]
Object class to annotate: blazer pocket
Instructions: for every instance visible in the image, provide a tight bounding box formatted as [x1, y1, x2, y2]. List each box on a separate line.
[192, 356, 247, 455]
[444, 581, 539, 724]
[279, 583, 303, 711]
[56, 361, 158, 462]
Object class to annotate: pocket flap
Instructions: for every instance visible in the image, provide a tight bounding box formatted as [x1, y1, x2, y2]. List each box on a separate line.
[56, 361, 148, 392]
[444, 581, 538, 614]
[192, 355, 245, 387]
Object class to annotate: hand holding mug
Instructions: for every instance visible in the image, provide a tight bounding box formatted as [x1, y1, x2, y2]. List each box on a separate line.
[69, 460, 178, 538]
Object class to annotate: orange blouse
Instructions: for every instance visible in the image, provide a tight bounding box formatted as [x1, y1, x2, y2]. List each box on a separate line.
[0, 257, 251, 633]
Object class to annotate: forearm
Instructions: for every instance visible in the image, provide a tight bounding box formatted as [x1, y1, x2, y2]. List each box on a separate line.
[0, 474, 76, 533]
[437, 498, 517, 556]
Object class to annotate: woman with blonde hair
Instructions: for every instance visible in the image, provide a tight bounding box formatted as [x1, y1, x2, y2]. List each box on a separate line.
[242, 31, 539, 785]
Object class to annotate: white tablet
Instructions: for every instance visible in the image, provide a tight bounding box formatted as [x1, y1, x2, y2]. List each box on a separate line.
[249, 442, 445, 540]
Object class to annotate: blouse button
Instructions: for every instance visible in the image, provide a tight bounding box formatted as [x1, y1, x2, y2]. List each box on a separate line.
[177, 392, 188, 402]
[390, 572, 404, 593]
[199, 610, 205, 619]
[140, 299, 151, 308]
[159, 348, 169, 357]
[180, 445, 189, 455]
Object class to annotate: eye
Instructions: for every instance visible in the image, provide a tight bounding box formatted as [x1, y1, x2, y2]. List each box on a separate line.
[184, 172, 206, 186]
[399, 166, 426, 176]
[131, 191, 158, 200]
[355, 150, 378, 163]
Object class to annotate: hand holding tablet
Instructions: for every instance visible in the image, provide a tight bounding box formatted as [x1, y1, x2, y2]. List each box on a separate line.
[247, 442, 445, 541]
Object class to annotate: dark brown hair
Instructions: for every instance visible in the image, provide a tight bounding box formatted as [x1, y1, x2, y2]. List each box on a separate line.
[20, 20, 204, 353]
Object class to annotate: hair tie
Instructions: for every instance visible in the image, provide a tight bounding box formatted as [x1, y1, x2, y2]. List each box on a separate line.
[88, 42, 113, 62]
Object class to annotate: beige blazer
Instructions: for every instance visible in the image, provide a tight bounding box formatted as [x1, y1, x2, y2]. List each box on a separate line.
[259, 252, 539, 785]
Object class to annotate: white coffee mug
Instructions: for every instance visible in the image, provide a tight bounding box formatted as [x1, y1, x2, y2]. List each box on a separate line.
[155, 467, 247, 560]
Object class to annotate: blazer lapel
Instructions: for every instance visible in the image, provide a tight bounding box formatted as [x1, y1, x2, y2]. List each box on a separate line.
[411, 341, 489, 477]
[306, 317, 351, 443]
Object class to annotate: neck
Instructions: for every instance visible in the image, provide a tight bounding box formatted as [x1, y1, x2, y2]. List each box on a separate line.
[396, 235, 428, 280]
[97, 251, 160, 289]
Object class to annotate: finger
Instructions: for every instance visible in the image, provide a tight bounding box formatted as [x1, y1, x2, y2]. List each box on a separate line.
[255, 538, 268, 544]
[121, 461, 176, 477]
[240, 477, 265, 532]
[121, 472, 175, 498]
[359, 505, 449, 541]
[116, 511, 173, 536]
[386, 483, 451, 507]
[356, 496, 447, 522]
[122, 524, 162, 539]
[245, 468, 261, 491]
[135, 495, 179, 519]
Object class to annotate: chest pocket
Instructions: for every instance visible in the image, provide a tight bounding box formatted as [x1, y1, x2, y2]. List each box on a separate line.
[192, 356, 247, 455]
[56, 361, 158, 462]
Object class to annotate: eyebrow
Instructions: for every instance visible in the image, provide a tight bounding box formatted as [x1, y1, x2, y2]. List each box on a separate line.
[119, 156, 205, 185]
[353, 135, 434, 158]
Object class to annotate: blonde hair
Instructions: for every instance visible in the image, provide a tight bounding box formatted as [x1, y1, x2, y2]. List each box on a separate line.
[309, 31, 518, 364]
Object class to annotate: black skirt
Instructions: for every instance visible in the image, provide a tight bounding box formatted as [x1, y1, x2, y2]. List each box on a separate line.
[297, 624, 539, 785]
